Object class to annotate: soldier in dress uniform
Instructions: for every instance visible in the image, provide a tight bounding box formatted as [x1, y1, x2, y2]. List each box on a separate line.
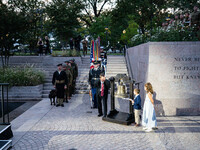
[70, 59, 78, 94]
[62, 63, 73, 103]
[65, 61, 73, 97]
[88, 61, 103, 108]
[52, 64, 68, 107]
[97, 59, 105, 74]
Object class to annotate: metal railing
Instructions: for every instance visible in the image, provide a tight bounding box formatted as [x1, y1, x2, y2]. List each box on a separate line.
[0, 83, 10, 125]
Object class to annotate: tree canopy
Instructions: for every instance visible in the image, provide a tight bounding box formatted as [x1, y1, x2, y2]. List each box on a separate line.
[0, 0, 199, 57]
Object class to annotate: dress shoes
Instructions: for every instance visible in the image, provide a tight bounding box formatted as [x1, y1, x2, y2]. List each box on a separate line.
[98, 114, 103, 117]
[134, 124, 140, 127]
[61, 104, 64, 107]
[56, 104, 60, 107]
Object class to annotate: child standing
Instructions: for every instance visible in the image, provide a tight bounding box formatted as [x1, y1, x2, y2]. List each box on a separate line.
[142, 82, 157, 132]
[130, 89, 142, 127]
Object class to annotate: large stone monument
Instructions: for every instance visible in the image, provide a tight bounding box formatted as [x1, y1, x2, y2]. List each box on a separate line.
[126, 42, 200, 116]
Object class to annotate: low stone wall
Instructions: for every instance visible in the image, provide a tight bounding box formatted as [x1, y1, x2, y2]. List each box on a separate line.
[0, 84, 43, 101]
[0, 56, 82, 67]
[126, 42, 200, 116]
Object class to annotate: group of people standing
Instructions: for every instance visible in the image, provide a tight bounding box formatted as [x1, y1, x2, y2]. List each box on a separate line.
[88, 48, 108, 117]
[69, 36, 82, 51]
[88, 46, 157, 131]
[69, 37, 88, 57]
[129, 83, 157, 132]
[162, 6, 200, 39]
[37, 36, 51, 56]
[52, 59, 78, 107]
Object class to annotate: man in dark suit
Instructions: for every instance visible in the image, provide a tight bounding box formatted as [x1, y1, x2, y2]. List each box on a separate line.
[95, 73, 110, 117]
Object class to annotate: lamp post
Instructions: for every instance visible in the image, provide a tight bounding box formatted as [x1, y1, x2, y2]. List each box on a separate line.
[123, 30, 126, 56]
[105, 27, 109, 52]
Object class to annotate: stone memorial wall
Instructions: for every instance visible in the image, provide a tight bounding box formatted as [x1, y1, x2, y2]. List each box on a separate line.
[126, 42, 200, 116]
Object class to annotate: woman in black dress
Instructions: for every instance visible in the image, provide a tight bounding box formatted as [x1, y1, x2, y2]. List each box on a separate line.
[37, 38, 43, 56]
[45, 36, 51, 55]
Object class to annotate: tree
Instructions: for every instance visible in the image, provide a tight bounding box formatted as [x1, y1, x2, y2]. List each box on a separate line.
[112, 0, 169, 34]
[8, 0, 47, 53]
[46, 0, 84, 45]
[80, 0, 113, 26]
[121, 20, 139, 45]
[0, 1, 28, 67]
[170, 0, 200, 12]
[88, 13, 111, 44]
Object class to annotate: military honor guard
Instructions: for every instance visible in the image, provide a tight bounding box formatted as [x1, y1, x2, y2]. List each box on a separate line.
[88, 61, 103, 108]
[100, 47, 107, 76]
[62, 63, 73, 103]
[52, 64, 68, 107]
[70, 59, 78, 94]
[95, 73, 110, 117]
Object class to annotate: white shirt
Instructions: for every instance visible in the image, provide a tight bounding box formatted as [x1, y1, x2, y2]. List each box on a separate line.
[134, 94, 139, 100]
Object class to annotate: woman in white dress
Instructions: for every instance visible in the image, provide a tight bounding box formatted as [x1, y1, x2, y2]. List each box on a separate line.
[142, 82, 157, 132]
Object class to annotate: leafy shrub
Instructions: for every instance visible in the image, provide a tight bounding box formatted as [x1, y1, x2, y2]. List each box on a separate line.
[71, 49, 80, 57]
[130, 26, 199, 47]
[0, 66, 45, 86]
[52, 50, 79, 57]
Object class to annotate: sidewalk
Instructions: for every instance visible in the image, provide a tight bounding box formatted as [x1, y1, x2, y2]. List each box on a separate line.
[11, 94, 200, 150]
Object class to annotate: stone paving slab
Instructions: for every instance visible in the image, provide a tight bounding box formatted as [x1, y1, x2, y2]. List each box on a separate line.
[11, 94, 200, 150]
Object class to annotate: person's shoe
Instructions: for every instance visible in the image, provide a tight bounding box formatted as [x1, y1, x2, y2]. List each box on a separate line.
[66, 100, 68, 103]
[98, 114, 103, 117]
[145, 128, 153, 132]
[134, 124, 140, 127]
[143, 127, 148, 130]
[61, 104, 64, 107]
[56, 104, 60, 107]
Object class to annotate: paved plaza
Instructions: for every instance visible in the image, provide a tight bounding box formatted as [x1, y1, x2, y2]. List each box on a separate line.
[11, 94, 200, 150]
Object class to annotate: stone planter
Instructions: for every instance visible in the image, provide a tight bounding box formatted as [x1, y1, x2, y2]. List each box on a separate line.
[0, 84, 43, 101]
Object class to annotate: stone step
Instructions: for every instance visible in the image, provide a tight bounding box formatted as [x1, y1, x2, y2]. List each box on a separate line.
[75, 90, 89, 94]
[107, 64, 126, 66]
[44, 86, 54, 90]
[107, 61, 126, 62]
[106, 71, 128, 74]
[76, 83, 89, 86]
[43, 90, 51, 94]
[76, 80, 89, 83]
[44, 83, 52, 86]
[107, 67, 127, 70]
[6, 98, 42, 101]
[106, 74, 128, 77]
[0, 92, 42, 97]
[4, 95, 42, 98]
[42, 94, 49, 98]
[76, 87, 90, 90]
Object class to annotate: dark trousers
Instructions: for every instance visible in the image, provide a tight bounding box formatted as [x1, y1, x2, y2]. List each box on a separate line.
[91, 88, 97, 107]
[45, 47, 51, 54]
[83, 47, 87, 56]
[98, 95, 107, 117]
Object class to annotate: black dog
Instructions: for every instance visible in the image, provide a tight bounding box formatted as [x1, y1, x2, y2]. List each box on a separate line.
[49, 89, 56, 105]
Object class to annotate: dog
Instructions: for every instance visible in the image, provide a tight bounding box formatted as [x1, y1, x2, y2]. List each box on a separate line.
[49, 89, 56, 105]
